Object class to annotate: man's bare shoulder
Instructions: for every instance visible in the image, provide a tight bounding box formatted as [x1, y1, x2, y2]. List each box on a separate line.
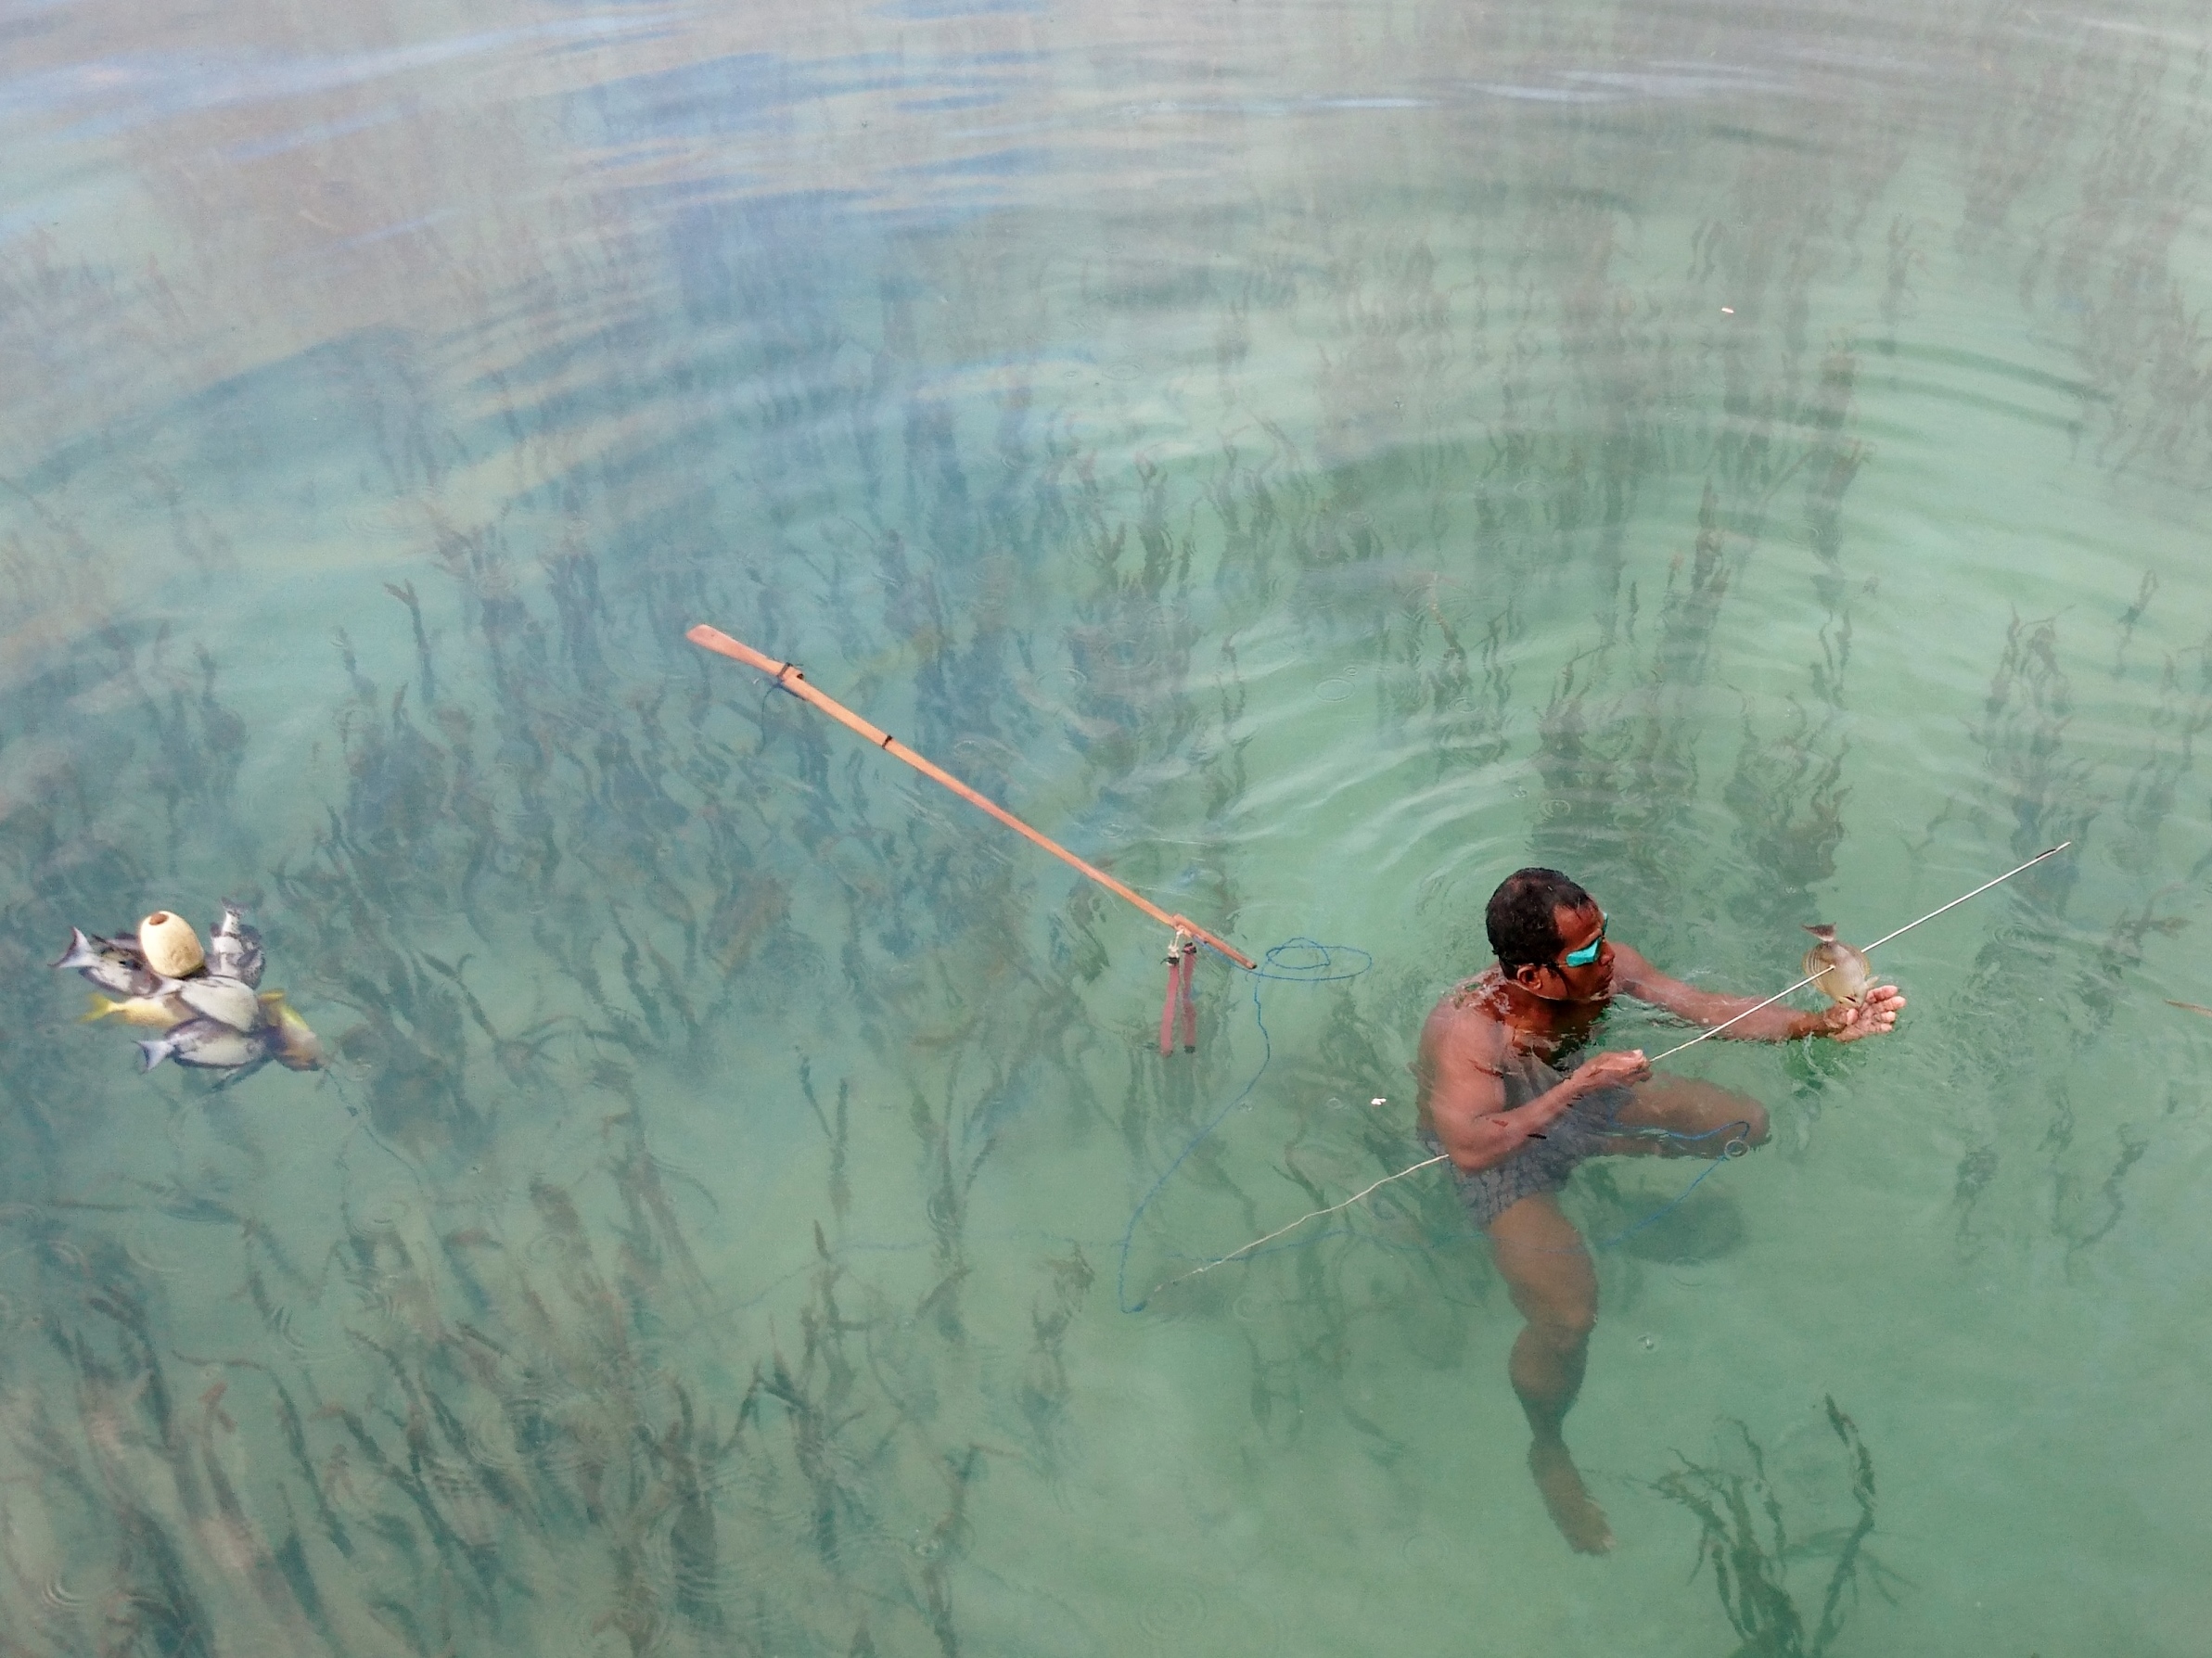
[1421, 976, 1510, 1065]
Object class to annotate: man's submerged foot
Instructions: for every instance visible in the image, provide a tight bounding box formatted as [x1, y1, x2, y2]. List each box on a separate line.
[1529, 1439, 1615, 1554]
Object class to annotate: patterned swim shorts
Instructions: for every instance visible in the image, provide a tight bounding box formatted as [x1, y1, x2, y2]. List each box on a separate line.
[1422, 1086, 1630, 1230]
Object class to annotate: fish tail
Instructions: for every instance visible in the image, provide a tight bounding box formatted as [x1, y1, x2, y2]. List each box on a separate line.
[1802, 923, 1836, 939]
[50, 927, 97, 971]
[137, 1037, 172, 1072]
[82, 994, 121, 1024]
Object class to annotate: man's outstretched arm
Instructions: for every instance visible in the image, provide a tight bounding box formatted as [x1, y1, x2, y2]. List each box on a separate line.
[1609, 942, 1904, 1042]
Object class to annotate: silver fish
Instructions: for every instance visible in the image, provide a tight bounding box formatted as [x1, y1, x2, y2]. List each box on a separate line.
[51, 926, 160, 998]
[171, 974, 267, 1032]
[1801, 924, 1875, 1006]
[137, 1017, 272, 1074]
[208, 901, 264, 988]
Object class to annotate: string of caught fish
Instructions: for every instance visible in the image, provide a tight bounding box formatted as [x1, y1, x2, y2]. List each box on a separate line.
[50, 902, 326, 1082]
[1142, 844, 2071, 1303]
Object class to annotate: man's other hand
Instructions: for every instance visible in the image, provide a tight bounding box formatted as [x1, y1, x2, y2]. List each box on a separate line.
[1569, 1049, 1652, 1091]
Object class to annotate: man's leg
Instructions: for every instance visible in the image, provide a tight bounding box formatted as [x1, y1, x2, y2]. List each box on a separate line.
[1488, 1192, 1613, 1554]
[1603, 1073, 1771, 1157]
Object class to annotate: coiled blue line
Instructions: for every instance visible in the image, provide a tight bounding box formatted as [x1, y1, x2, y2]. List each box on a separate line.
[1115, 938, 1369, 1312]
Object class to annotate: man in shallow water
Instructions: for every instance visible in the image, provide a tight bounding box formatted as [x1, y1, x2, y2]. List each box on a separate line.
[1414, 867, 1904, 1554]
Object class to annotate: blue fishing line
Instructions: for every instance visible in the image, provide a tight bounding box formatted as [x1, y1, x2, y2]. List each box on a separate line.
[1578, 1119, 1752, 1251]
[1115, 937, 1370, 1312]
[1117, 941, 1755, 1311]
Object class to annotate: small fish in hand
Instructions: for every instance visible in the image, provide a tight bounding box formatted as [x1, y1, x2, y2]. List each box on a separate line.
[1802, 924, 1875, 1006]
[136, 1017, 273, 1075]
[208, 901, 264, 988]
[51, 927, 160, 998]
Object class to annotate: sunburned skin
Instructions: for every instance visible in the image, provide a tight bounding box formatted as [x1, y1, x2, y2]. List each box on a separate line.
[1416, 896, 1904, 1554]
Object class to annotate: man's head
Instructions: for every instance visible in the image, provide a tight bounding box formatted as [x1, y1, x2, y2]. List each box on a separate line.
[1486, 866, 1609, 998]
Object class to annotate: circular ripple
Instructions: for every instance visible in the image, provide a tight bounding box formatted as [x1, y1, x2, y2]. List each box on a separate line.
[1136, 1584, 1210, 1645]
[360, 1195, 411, 1231]
[1400, 1530, 1449, 1573]
[42, 1239, 88, 1274]
[267, 1305, 306, 1350]
[41, 1574, 86, 1610]
[1402, 573, 1469, 619]
[465, 1417, 531, 1475]
[1414, 870, 1458, 915]
[122, 1232, 182, 1277]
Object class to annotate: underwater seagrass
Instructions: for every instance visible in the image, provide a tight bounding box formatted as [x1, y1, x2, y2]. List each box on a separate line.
[1653, 1397, 1907, 1658]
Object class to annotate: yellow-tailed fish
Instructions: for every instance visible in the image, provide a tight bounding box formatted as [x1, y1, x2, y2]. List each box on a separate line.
[83, 991, 189, 1031]
[259, 991, 326, 1071]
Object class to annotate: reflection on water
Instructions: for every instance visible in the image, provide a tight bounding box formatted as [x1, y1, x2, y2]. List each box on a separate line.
[6, 0, 2212, 1652]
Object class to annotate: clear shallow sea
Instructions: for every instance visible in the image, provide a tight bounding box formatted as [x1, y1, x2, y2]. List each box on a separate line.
[4, 0, 2211, 1652]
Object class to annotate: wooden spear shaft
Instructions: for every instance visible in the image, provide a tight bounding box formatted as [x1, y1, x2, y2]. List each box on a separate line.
[687, 624, 1258, 970]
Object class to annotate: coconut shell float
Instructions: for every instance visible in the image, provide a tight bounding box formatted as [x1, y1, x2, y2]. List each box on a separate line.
[138, 911, 206, 979]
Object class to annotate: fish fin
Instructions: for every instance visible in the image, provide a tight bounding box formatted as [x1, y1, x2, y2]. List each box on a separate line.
[1802, 924, 1836, 939]
[136, 1038, 171, 1072]
[50, 927, 97, 971]
[82, 995, 121, 1024]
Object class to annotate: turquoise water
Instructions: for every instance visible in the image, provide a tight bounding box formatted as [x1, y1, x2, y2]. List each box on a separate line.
[5, 0, 2212, 1651]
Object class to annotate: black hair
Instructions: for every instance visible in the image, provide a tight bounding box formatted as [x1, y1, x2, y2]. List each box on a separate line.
[1486, 867, 1594, 971]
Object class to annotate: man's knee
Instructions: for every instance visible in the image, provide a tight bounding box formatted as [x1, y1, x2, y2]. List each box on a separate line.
[1531, 1301, 1597, 1348]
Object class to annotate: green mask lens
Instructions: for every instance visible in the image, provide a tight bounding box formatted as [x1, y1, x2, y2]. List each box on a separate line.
[1561, 916, 1606, 969]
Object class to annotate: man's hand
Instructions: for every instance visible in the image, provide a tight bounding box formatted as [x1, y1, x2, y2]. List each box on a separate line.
[1569, 1049, 1652, 1092]
[1822, 986, 1904, 1042]
[1502, 1049, 1649, 1146]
